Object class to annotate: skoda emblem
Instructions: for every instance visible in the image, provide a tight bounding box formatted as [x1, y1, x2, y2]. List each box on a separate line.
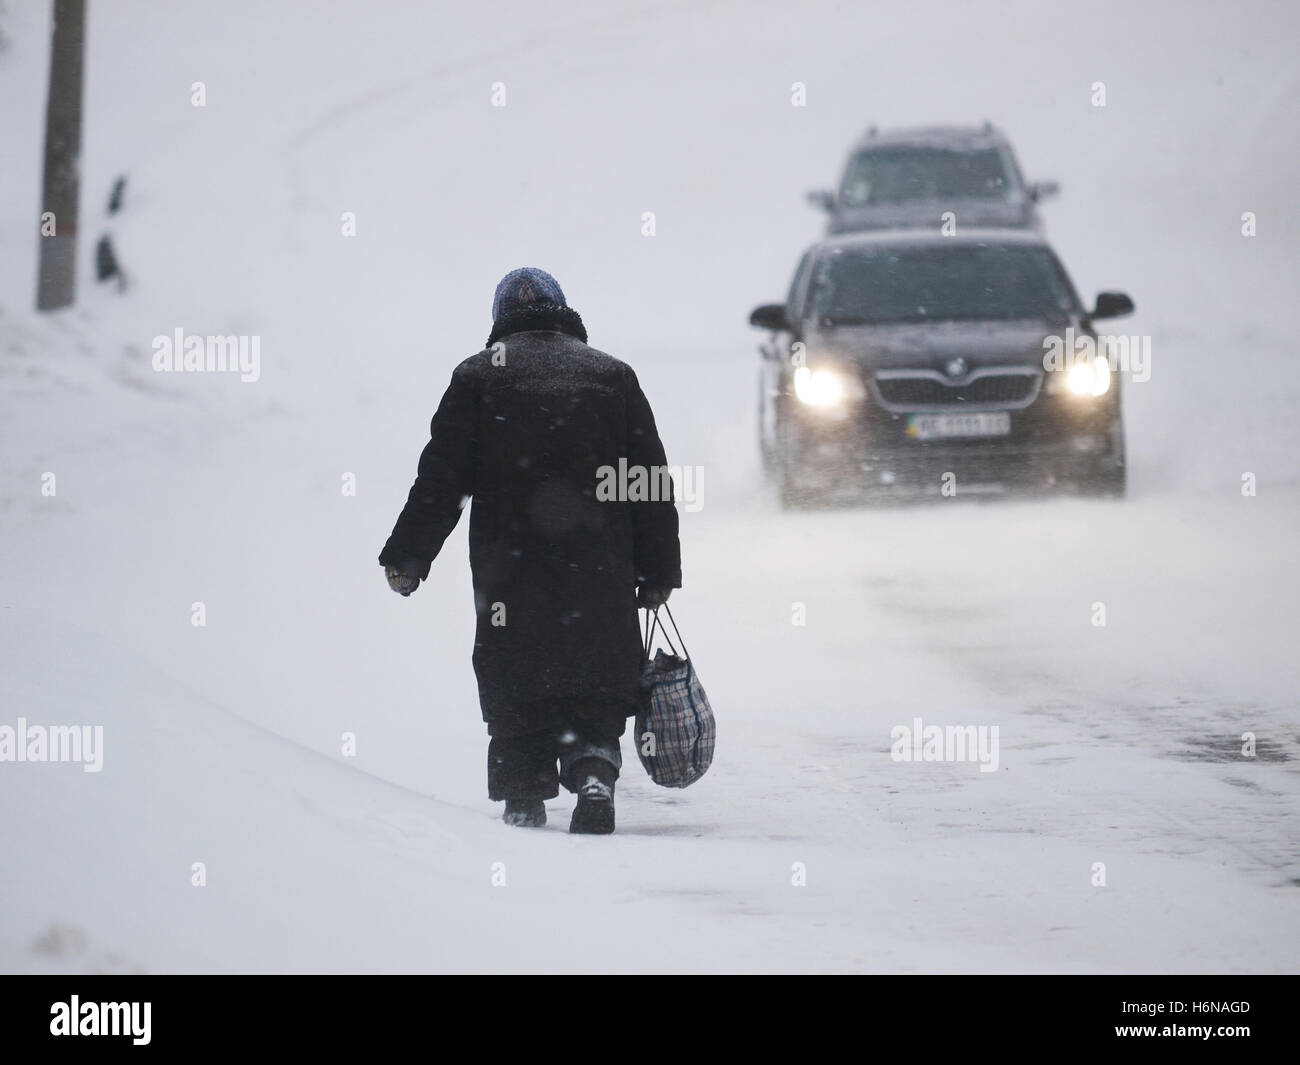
[944, 357, 968, 379]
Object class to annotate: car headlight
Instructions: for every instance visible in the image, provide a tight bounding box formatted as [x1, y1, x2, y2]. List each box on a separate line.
[792, 366, 866, 407]
[1047, 355, 1111, 397]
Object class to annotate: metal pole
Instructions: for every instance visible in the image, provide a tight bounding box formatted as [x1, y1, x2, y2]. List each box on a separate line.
[36, 0, 86, 312]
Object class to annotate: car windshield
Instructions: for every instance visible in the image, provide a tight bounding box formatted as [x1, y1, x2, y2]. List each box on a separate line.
[839, 146, 1012, 206]
[811, 244, 1076, 325]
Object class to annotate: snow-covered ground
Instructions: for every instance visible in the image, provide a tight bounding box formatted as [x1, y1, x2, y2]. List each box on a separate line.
[1, 0, 1298, 972]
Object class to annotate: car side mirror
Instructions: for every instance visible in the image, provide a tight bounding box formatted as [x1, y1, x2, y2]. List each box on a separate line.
[749, 303, 790, 331]
[1091, 291, 1134, 320]
[1029, 180, 1060, 203]
[805, 189, 836, 212]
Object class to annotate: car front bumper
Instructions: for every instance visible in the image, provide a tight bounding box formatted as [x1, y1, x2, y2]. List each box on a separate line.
[781, 392, 1123, 491]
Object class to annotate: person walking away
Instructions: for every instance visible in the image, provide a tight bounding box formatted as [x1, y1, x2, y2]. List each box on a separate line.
[379, 268, 681, 834]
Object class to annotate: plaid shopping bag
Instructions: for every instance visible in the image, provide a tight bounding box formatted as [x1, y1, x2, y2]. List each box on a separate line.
[636, 605, 715, 788]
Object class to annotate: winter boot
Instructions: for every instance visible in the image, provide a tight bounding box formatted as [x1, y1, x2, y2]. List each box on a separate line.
[569, 775, 615, 835]
[503, 798, 546, 828]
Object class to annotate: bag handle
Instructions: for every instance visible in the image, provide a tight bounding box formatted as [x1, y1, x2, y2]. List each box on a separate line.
[643, 607, 665, 660]
[642, 602, 687, 661]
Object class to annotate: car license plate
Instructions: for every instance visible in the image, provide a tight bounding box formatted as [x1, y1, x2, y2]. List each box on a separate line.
[906, 412, 1011, 440]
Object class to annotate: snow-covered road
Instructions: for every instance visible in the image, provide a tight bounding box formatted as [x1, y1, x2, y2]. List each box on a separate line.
[2, 0, 1298, 972]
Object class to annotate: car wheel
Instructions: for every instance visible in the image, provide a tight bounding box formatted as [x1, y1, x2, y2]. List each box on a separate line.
[1086, 462, 1126, 498]
[1088, 420, 1127, 497]
[774, 406, 816, 507]
[779, 464, 814, 509]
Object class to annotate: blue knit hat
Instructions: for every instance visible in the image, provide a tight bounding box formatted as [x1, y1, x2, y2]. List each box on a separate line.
[491, 267, 566, 321]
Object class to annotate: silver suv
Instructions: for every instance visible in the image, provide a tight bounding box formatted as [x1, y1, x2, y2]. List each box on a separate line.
[807, 123, 1059, 234]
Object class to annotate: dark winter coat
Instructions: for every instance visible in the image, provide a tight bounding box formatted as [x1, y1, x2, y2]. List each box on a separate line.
[379, 302, 682, 738]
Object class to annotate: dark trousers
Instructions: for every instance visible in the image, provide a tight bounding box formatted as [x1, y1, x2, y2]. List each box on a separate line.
[487, 722, 622, 801]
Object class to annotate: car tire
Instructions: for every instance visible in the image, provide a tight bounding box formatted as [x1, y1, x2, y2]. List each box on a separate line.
[1087, 419, 1127, 498]
[777, 436, 817, 508]
[1086, 462, 1126, 498]
[774, 405, 818, 508]
[779, 465, 814, 509]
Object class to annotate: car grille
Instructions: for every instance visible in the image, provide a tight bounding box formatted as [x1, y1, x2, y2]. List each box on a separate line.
[872, 369, 1040, 411]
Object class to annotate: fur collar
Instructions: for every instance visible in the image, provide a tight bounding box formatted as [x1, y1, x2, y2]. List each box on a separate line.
[487, 302, 587, 347]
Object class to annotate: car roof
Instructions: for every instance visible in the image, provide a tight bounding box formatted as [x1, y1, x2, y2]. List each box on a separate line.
[849, 124, 1010, 152]
[813, 228, 1052, 255]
